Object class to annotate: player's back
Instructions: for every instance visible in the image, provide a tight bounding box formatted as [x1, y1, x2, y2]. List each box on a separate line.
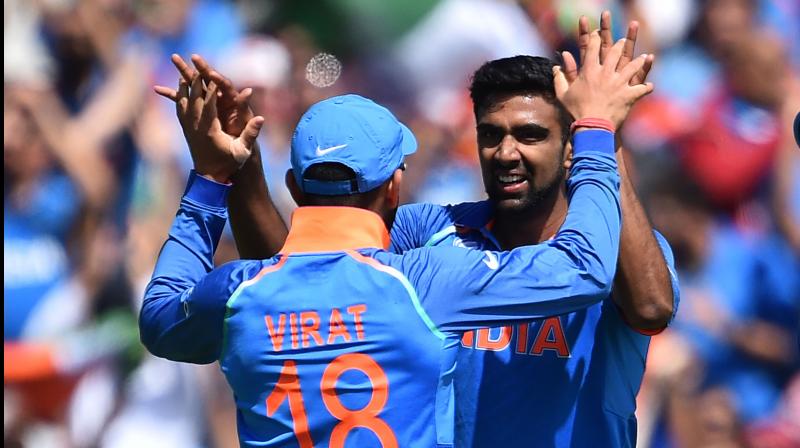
[220, 249, 452, 448]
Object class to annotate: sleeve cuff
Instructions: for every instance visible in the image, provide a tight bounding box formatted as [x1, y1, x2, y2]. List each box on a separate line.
[572, 129, 615, 156]
[183, 171, 231, 208]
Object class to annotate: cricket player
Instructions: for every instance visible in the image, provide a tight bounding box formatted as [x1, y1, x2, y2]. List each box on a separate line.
[193, 12, 680, 447]
[141, 32, 652, 446]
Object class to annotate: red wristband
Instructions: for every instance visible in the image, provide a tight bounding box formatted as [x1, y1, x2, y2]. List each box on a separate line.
[570, 118, 616, 134]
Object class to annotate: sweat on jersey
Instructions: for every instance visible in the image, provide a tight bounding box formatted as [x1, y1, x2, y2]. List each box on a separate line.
[140, 130, 623, 447]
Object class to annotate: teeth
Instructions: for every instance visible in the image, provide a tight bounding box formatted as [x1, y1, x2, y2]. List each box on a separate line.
[498, 175, 524, 183]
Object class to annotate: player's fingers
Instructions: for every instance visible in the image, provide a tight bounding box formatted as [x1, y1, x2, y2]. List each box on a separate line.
[553, 66, 569, 99]
[234, 87, 253, 102]
[209, 70, 238, 101]
[631, 54, 655, 85]
[178, 77, 189, 99]
[203, 81, 217, 103]
[585, 31, 602, 68]
[604, 38, 626, 74]
[599, 10, 613, 62]
[578, 15, 590, 65]
[154, 85, 178, 102]
[200, 81, 219, 130]
[178, 97, 189, 123]
[190, 54, 214, 81]
[562, 51, 579, 83]
[176, 78, 190, 120]
[620, 54, 649, 84]
[618, 21, 639, 71]
[190, 54, 232, 97]
[238, 116, 265, 150]
[188, 73, 205, 126]
[171, 54, 197, 82]
[234, 88, 253, 115]
[628, 82, 655, 101]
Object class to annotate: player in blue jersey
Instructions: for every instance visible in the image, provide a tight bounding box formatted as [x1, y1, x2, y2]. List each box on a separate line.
[187, 12, 680, 447]
[392, 20, 678, 446]
[396, 18, 678, 446]
[142, 32, 654, 447]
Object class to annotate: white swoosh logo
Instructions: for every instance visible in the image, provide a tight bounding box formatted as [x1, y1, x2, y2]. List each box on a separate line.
[482, 251, 499, 270]
[315, 144, 348, 156]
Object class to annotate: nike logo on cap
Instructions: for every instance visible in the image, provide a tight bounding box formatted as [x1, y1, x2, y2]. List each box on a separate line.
[315, 144, 348, 156]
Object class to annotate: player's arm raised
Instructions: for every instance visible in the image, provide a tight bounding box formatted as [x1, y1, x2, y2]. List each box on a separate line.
[139, 173, 259, 363]
[154, 54, 288, 258]
[405, 33, 654, 330]
[142, 75, 267, 362]
[564, 12, 676, 333]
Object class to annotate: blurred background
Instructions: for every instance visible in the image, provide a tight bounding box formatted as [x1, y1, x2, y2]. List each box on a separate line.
[4, 0, 799, 446]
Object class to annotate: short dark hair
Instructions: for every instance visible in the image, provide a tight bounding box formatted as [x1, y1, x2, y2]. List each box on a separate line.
[301, 162, 382, 207]
[469, 56, 572, 144]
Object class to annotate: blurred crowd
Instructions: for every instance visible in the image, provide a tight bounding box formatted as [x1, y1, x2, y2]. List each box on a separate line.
[4, 0, 799, 447]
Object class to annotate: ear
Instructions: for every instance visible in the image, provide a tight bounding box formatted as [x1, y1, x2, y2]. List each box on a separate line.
[286, 169, 305, 206]
[385, 168, 403, 209]
[563, 140, 573, 171]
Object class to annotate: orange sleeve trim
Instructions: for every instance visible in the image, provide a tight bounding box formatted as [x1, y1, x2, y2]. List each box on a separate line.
[614, 303, 668, 336]
[634, 326, 666, 336]
[257, 254, 289, 277]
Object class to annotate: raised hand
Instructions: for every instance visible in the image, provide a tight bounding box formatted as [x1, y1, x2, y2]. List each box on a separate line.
[172, 77, 264, 183]
[562, 11, 654, 86]
[154, 52, 288, 258]
[154, 55, 264, 183]
[155, 54, 255, 137]
[553, 31, 653, 129]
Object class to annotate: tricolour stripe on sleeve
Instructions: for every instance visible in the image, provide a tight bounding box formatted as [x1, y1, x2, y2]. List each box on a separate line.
[220, 256, 289, 360]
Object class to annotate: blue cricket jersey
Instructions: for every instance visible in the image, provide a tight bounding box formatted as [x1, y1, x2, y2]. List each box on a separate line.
[140, 130, 624, 447]
[390, 165, 681, 447]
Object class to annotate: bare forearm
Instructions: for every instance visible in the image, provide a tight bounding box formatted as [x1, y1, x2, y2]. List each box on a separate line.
[228, 145, 288, 259]
[613, 149, 674, 330]
[27, 98, 116, 209]
[75, 55, 148, 145]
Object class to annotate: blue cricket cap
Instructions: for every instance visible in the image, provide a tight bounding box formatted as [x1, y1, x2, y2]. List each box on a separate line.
[291, 94, 417, 195]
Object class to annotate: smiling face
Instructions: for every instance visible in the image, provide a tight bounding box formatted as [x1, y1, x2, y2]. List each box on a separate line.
[476, 93, 567, 214]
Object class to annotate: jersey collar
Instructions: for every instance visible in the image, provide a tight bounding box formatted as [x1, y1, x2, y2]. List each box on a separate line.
[280, 206, 391, 253]
[451, 200, 500, 248]
[452, 200, 556, 248]
[452, 200, 495, 230]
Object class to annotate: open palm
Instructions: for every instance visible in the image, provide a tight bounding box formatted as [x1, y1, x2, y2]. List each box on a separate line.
[158, 69, 263, 183]
[154, 54, 263, 183]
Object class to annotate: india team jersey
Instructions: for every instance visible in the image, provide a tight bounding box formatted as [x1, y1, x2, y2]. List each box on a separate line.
[140, 130, 626, 447]
[389, 201, 681, 447]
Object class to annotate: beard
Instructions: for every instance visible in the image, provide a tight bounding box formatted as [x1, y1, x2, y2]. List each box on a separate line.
[490, 163, 566, 216]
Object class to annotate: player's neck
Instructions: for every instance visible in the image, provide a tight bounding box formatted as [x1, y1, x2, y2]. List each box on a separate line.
[493, 187, 568, 249]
